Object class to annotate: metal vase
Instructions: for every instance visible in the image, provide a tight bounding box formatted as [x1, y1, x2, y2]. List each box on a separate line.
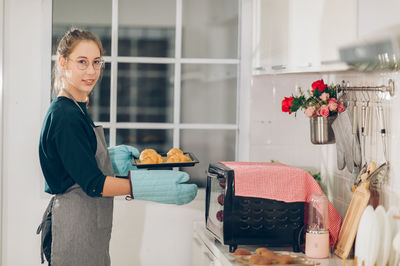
[310, 116, 336, 144]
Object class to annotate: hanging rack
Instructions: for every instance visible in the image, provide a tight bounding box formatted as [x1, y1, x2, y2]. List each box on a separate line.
[338, 79, 395, 97]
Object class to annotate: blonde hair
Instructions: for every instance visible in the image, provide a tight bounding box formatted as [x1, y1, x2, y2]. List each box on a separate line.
[52, 28, 104, 100]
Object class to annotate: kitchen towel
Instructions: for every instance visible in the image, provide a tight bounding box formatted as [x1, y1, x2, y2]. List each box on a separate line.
[219, 161, 342, 247]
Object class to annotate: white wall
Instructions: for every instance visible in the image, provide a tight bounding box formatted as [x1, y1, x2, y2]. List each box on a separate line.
[2, 1, 204, 265]
[358, 0, 400, 38]
[3, 0, 50, 265]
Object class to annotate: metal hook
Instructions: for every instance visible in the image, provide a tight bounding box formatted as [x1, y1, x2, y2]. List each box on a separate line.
[361, 89, 370, 103]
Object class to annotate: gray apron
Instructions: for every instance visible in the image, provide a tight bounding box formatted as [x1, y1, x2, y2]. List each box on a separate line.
[50, 89, 114, 266]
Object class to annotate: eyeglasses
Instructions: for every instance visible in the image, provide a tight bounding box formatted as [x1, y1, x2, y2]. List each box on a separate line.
[68, 57, 105, 71]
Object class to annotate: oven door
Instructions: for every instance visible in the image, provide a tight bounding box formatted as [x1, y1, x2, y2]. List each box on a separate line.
[205, 171, 225, 243]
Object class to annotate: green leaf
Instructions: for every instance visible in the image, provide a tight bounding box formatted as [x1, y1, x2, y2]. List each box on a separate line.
[289, 95, 306, 113]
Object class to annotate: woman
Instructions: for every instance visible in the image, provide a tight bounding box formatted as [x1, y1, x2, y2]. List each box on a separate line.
[37, 28, 197, 266]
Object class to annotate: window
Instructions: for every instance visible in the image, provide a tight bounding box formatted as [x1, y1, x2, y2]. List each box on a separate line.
[52, 0, 240, 186]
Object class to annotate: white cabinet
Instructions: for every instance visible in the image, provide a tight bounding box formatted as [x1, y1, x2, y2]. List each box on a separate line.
[253, 0, 357, 73]
[192, 231, 220, 266]
[358, 0, 400, 38]
[192, 222, 237, 266]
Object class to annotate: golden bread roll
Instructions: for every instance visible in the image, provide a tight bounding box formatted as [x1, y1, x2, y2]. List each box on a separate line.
[166, 154, 181, 163]
[255, 247, 270, 256]
[167, 148, 184, 159]
[248, 255, 273, 265]
[180, 154, 191, 162]
[259, 250, 278, 259]
[139, 149, 163, 164]
[166, 150, 191, 163]
[139, 155, 162, 164]
[233, 248, 251, 256]
[139, 149, 158, 161]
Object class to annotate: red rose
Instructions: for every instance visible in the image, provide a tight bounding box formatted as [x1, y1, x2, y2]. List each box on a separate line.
[337, 103, 345, 113]
[281, 97, 294, 114]
[312, 79, 327, 93]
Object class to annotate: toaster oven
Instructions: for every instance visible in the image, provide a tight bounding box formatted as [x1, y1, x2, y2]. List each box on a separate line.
[205, 163, 305, 252]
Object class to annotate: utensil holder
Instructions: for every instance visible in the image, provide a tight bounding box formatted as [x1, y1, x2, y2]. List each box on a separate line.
[310, 116, 336, 144]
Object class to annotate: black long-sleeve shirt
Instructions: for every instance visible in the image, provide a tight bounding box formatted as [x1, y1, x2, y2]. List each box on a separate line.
[39, 96, 106, 197]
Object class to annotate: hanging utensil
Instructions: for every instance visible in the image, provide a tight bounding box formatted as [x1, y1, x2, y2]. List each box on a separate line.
[354, 92, 370, 187]
[370, 98, 390, 186]
[351, 93, 362, 172]
[377, 101, 388, 162]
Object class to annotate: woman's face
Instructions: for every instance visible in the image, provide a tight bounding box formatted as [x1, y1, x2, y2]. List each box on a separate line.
[60, 40, 102, 101]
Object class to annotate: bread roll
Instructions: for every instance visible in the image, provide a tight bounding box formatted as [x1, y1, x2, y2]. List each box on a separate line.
[259, 250, 278, 259]
[255, 248, 270, 256]
[166, 148, 191, 163]
[167, 148, 184, 159]
[233, 248, 251, 256]
[248, 255, 273, 265]
[274, 255, 294, 264]
[166, 154, 181, 163]
[139, 149, 157, 161]
[254, 247, 278, 259]
[139, 149, 163, 164]
[166, 153, 191, 163]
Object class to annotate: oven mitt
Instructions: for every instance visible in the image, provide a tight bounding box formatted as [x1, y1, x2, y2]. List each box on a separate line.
[108, 145, 140, 176]
[331, 110, 354, 172]
[128, 170, 198, 205]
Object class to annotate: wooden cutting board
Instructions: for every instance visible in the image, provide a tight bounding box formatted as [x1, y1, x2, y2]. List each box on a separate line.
[334, 179, 371, 259]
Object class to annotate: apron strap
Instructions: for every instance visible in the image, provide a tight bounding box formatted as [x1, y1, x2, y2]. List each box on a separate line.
[125, 171, 134, 201]
[62, 88, 96, 130]
[36, 196, 55, 264]
[62, 88, 86, 115]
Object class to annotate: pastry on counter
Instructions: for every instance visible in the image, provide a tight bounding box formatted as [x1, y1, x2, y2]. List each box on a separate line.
[248, 255, 273, 265]
[255, 247, 277, 259]
[255, 247, 269, 255]
[233, 248, 251, 256]
[274, 255, 294, 264]
[139, 149, 163, 164]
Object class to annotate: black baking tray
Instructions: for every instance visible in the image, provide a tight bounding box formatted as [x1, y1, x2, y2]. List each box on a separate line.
[133, 152, 199, 168]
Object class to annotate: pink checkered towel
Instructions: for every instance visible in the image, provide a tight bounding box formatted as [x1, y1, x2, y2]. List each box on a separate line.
[219, 161, 342, 247]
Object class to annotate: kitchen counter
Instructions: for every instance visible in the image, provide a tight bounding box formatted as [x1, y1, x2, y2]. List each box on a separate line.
[193, 222, 347, 266]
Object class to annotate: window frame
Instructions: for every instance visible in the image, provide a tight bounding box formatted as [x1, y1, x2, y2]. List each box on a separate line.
[0, 0, 4, 260]
[47, 0, 251, 161]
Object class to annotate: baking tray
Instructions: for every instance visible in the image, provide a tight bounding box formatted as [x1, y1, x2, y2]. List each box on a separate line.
[231, 250, 319, 265]
[133, 152, 199, 168]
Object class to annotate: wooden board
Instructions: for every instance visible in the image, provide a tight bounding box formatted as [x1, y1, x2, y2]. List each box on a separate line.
[334, 180, 370, 259]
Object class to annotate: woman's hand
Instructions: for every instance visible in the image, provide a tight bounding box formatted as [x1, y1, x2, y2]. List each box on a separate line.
[108, 145, 140, 176]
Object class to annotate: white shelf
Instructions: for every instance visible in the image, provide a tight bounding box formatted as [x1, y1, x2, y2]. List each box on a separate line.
[253, 62, 351, 76]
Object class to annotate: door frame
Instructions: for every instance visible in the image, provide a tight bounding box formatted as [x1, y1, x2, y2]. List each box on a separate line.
[0, 0, 4, 262]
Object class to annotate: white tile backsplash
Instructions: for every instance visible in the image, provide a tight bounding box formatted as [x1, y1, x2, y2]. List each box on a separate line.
[251, 71, 400, 215]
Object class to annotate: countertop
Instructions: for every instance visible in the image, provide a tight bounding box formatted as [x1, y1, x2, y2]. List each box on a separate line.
[193, 222, 349, 266]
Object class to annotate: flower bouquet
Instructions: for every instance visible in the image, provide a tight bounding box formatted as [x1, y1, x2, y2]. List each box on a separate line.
[281, 79, 345, 117]
[281, 79, 345, 144]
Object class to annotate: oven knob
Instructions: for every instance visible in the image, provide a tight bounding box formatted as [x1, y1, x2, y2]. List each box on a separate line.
[216, 210, 223, 222]
[217, 194, 224, 205]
